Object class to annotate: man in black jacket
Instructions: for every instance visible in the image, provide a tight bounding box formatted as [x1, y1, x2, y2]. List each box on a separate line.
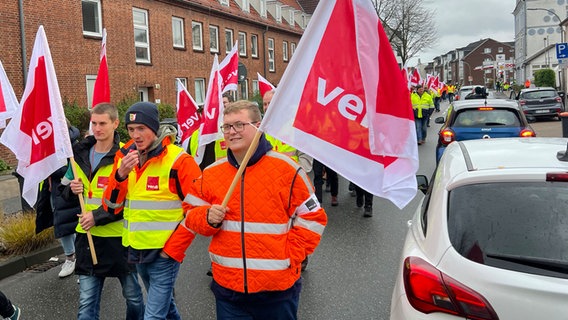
[61, 103, 144, 320]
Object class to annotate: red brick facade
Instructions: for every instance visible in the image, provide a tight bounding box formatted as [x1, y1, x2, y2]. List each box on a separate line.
[0, 0, 310, 166]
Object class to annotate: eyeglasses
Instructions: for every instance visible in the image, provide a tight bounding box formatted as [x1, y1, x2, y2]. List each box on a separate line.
[220, 121, 258, 134]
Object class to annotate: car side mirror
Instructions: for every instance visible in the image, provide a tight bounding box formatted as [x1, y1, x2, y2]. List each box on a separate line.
[416, 175, 429, 194]
[526, 115, 536, 123]
[434, 117, 445, 124]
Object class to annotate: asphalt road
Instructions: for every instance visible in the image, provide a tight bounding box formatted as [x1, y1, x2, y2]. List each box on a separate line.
[0, 93, 563, 319]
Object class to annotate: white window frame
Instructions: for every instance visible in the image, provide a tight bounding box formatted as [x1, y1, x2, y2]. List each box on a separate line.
[225, 29, 234, 53]
[252, 79, 259, 96]
[238, 32, 247, 57]
[209, 25, 219, 53]
[260, 0, 267, 18]
[289, 9, 295, 26]
[268, 38, 275, 72]
[172, 17, 185, 49]
[251, 34, 259, 58]
[241, 0, 250, 12]
[86, 75, 97, 109]
[195, 78, 206, 105]
[192, 21, 203, 51]
[82, 0, 102, 37]
[484, 48, 492, 54]
[275, 5, 282, 23]
[240, 79, 249, 100]
[291, 42, 296, 57]
[220, 0, 229, 5]
[176, 77, 188, 89]
[133, 8, 151, 63]
[283, 41, 289, 62]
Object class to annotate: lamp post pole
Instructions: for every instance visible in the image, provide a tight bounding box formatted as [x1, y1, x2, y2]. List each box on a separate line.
[483, 53, 496, 89]
[461, 60, 472, 84]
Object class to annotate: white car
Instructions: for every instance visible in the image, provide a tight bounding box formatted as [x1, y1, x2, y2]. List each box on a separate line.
[390, 138, 568, 319]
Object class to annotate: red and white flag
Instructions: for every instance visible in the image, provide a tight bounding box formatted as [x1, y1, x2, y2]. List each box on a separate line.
[257, 72, 275, 97]
[218, 41, 239, 93]
[409, 68, 421, 87]
[92, 28, 110, 107]
[0, 26, 73, 207]
[176, 79, 202, 151]
[401, 63, 410, 90]
[0, 60, 19, 128]
[195, 55, 223, 165]
[425, 74, 439, 92]
[259, 0, 418, 209]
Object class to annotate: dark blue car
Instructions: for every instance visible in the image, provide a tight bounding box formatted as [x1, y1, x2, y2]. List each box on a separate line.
[434, 99, 536, 163]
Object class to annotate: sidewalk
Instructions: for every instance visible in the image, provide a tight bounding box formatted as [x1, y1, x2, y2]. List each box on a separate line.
[0, 173, 63, 280]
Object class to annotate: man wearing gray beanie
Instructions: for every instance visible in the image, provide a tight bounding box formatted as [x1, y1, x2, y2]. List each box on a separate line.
[102, 101, 201, 319]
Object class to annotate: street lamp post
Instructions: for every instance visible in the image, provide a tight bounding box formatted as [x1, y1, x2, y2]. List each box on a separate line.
[483, 53, 496, 89]
[461, 60, 472, 84]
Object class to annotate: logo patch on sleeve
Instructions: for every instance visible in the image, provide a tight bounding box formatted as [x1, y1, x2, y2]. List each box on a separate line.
[146, 176, 159, 191]
[305, 198, 318, 211]
[96, 176, 109, 189]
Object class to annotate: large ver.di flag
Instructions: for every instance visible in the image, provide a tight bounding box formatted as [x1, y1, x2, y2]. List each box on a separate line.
[0, 26, 73, 207]
[260, 0, 418, 209]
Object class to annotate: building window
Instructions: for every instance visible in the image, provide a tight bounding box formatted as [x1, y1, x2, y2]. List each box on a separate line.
[195, 78, 206, 105]
[241, 0, 250, 12]
[276, 5, 282, 23]
[133, 8, 150, 63]
[82, 0, 102, 37]
[289, 10, 295, 26]
[498, 47, 504, 53]
[225, 29, 234, 53]
[283, 41, 289, 62]
[238, 32, 247, 56]
[86, 75, 97, 109]
[210, 25, 219, 53]
[172, 17, 185, 49]
[176, 77, 188, 89]
[260, 0, 267, 18]
[268, 38, 275, 72]
[220, 0, 229, 5]
[192, 21, 203, 51]
[291, 42, 296, 57]
[240, 79, 249, 100]
[251, 34, 259, 58]
[252, 79, 259, 95]
[484, 48, 492, 54]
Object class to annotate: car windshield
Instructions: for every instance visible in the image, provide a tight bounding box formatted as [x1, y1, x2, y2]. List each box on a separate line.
[522, 90, 557, 99]
[453, 109, 520, 127]
[448, 182, 568, 277]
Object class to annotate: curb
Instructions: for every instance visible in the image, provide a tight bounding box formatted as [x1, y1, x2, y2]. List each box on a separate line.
[0, 242, 63, 280]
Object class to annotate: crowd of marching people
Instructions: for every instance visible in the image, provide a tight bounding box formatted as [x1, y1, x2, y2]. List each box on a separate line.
[7, 85, 389, 319]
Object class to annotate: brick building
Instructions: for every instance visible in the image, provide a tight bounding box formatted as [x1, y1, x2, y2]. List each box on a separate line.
[0, 0, 315, 166]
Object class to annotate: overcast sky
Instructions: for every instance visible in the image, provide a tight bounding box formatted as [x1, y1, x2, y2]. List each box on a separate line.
[407, 0, 515, 66]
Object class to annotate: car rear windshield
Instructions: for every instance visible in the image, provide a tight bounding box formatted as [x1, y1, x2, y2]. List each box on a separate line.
[453, 109, 521, 127]
[448, 182, 568, 278]
[522, 90, 557, 99]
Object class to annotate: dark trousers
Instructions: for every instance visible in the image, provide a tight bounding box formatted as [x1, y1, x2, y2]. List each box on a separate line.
[0, 291, 15, 318]
[313, 159, 338, 202]
[355, 185, 373, 208]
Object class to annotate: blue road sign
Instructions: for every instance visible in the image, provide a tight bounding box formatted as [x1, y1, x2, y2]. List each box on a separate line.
[556, 43, 568, 59]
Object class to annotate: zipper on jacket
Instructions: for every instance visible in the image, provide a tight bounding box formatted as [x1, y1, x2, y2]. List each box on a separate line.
[240, 171, 248, 294]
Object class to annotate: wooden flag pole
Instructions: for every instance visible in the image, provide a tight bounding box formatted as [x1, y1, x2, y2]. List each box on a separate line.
[221, 129, 263, 207]
[69, 157, 98, 265]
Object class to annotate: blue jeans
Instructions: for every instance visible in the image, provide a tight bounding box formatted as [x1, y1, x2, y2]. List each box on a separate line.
[59, 233, 76, 256]
[77, 273, 144, 320]
[136, 256, 181, 320]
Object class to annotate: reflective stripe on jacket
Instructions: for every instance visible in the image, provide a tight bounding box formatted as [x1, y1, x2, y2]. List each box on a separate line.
[75, 164, 123, 236]
[411, 92, 434, 118]
[122, 144, 185, 249]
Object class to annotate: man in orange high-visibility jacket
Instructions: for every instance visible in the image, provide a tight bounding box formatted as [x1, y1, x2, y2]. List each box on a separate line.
[164, 100, 327, 319]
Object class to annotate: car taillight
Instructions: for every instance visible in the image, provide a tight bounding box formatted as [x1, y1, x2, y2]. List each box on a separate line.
[439, 129, 455, 145]
[519, 99, 526, 106]
[520, 129, 536, 137]
[403, 257, 499, 320]
[546, 172, 568, 181]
